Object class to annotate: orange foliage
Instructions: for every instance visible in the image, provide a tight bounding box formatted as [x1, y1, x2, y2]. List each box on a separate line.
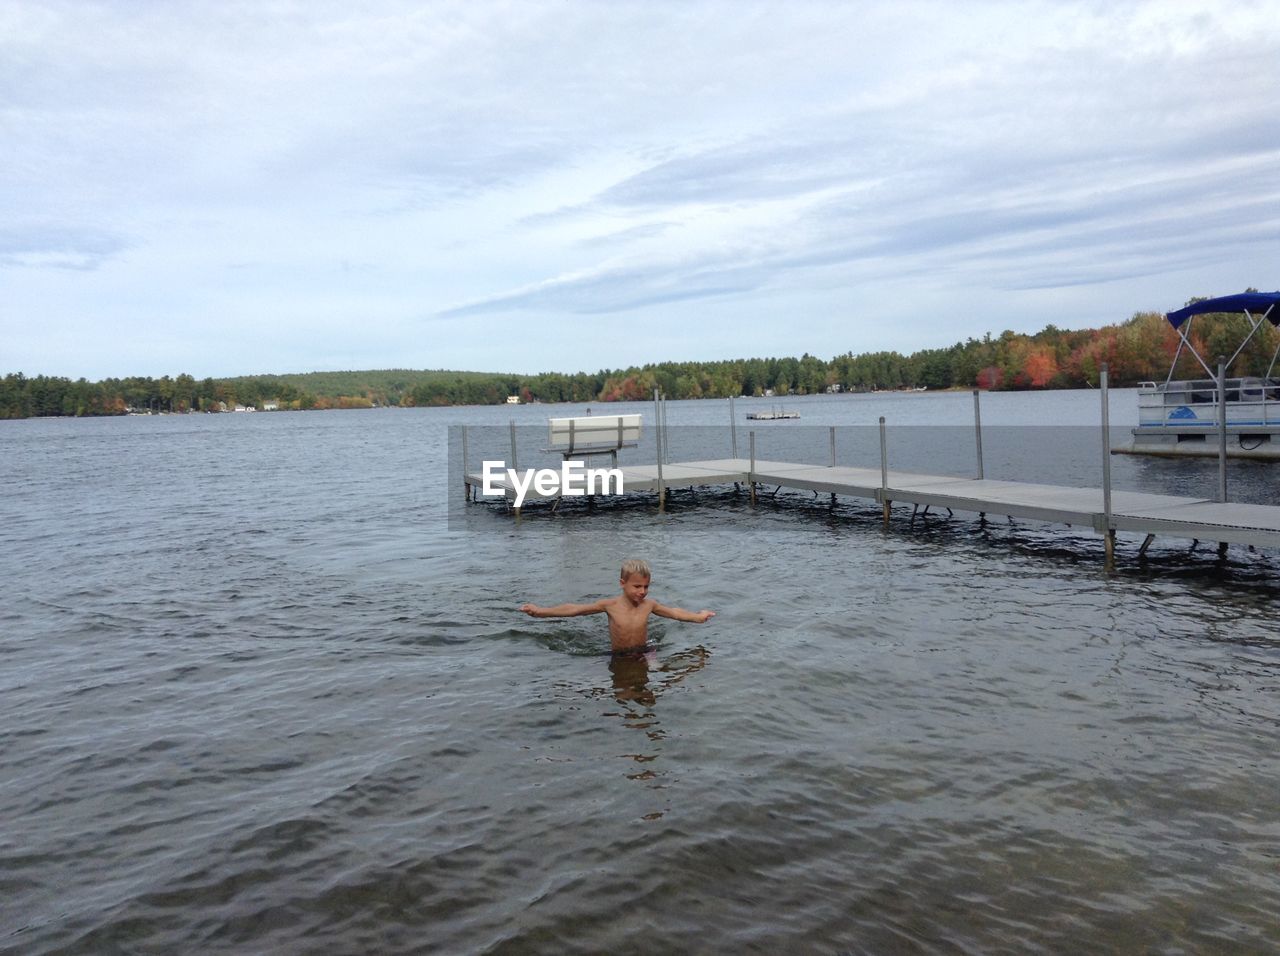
[976, 366, 1003, 389]
[599, 373, 655, 402]
[1022, 346, 1058, 387]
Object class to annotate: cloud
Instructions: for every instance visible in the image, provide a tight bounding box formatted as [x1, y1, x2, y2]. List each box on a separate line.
[438, 49, 1280, 322]
[438, 257, 766, 318]
[0, 225, 131, 270]
[574, 221, 676, 248]
[437, 121, 1280, 322]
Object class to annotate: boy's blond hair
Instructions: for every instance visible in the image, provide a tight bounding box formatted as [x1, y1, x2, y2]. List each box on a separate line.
[620, 558, 651, 580]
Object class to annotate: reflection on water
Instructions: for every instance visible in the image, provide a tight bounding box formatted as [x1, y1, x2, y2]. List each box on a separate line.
[568, 647, 712, 818]
[608, 652, 666, 803]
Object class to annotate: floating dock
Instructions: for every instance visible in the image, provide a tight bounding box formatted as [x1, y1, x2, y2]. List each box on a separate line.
[462, 374, 1280, 570]
[466, 456, 1280, 554]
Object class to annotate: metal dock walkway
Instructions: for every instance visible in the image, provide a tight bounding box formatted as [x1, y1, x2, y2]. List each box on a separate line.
[462, 372, 1280, 570]
[467, 456, 1280, 553]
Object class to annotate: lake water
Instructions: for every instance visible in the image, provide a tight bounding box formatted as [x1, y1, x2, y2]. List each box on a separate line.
[3, 390, 1278, 953]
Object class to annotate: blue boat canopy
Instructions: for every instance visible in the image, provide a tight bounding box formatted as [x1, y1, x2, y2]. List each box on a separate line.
[1166, 291, 1280, 329]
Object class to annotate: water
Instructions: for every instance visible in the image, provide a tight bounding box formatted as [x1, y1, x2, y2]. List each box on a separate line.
[3, 392, 1279, 954]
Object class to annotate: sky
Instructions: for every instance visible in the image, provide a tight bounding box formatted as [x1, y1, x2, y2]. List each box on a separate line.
[3, 1, 1278, 380]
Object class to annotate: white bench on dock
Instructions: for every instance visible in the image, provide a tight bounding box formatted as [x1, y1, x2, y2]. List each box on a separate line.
[547, 414, 641, 467]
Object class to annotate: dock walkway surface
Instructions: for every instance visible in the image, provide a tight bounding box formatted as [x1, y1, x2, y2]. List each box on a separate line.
[466, 457, 1280, 553]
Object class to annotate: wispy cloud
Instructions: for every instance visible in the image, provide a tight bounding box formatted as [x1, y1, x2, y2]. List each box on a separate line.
[0, 225, 131, 270]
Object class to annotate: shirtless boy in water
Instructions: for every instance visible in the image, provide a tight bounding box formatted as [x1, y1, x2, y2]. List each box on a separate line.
[520, 559, 715, 654]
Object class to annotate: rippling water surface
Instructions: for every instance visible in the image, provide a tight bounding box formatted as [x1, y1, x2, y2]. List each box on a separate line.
[3, 392, 1279, 954]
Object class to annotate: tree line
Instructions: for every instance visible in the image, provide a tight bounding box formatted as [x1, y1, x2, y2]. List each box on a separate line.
[4, 306, 1278, 420]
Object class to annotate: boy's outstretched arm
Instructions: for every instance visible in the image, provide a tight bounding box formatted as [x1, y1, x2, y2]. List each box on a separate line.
[520, 599, 609, 618]
[653, 603, 716, 624]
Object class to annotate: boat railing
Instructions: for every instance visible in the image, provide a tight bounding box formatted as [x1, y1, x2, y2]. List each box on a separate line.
[1137, 376, 1280, 428]
[1141, 376, 1280, 401]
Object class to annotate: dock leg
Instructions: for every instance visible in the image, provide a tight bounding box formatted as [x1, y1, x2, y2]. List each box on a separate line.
[749, 482, 757, 507]
[882, 500, 892, 529]
[1218, 541, 1228, 558]
[1138, 534, 1155, 558]
[1104, 530, 1116, 573]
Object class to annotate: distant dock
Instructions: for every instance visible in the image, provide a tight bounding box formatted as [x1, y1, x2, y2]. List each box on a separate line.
[746, 407, 800, 420]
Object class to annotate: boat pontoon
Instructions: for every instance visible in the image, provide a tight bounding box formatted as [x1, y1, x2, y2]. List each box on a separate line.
[1116, 291, 1280, 459]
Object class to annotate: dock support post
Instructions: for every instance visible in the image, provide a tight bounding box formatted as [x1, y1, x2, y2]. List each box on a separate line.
[1217, 356, 1228, 504]
[1101, 364, 1115, 572]
[749, 431, 757, 506]
[829, 426, 837, 502]
[660, 392, 670, 465]
[653, 388, 666, 513]
[653, 388, 662, 464]
[509, 421, 523, 520]
[973, 388, 984, 479]
[1217, 356, 1230, 554]
[462, 425, 471, 501]
[652, 388, 658, 462]
[730, 396, 738, 458]
[879, 416, 891, 529]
